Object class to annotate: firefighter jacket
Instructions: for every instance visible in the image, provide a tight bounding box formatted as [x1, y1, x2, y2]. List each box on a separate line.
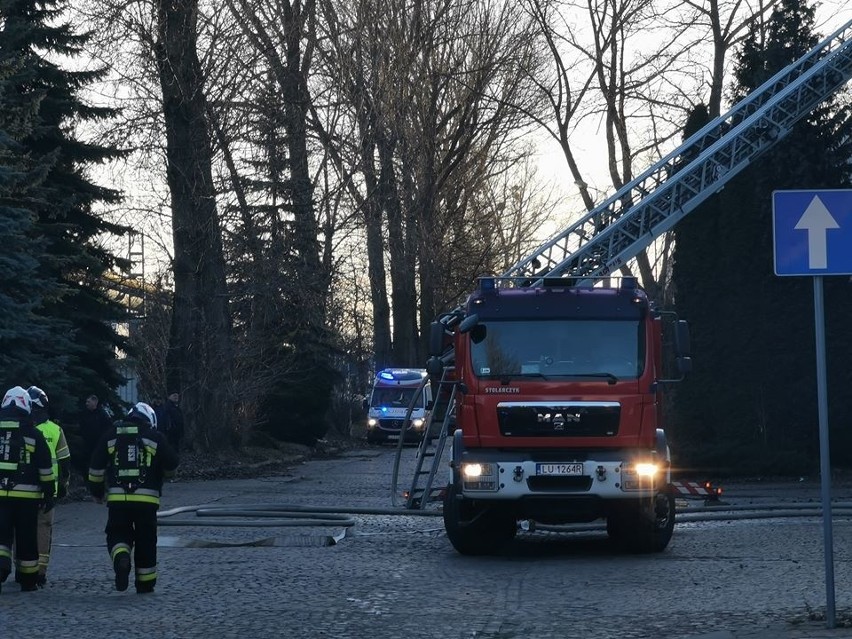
[87, 420, 179, 506]
[0, 407, 55, 501]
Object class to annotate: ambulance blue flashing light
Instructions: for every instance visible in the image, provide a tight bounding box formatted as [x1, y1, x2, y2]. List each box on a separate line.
[380, 371, 395, 380]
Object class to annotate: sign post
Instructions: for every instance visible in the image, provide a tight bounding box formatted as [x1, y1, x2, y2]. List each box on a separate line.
[773, 189, 852, 629]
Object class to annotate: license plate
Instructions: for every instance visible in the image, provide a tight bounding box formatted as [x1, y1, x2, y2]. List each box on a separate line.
[387, 434, 399, 440]
[536, 462, 583, 476]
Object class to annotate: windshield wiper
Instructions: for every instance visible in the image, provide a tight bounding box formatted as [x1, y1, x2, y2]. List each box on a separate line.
[495, 372, 619, 384]
[498, 372, 550, 384]
[561, 372, 619, 385]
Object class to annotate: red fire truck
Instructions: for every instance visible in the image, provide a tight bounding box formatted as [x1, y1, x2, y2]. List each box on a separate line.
[426, 276, 691, 555]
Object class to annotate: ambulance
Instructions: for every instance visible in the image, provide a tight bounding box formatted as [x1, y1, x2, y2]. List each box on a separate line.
[365, 368, 432, 444]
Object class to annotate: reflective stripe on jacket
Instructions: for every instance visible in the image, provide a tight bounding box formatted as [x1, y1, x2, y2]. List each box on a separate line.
[0, 414, 55, 500]
[87, 421, 179, 507]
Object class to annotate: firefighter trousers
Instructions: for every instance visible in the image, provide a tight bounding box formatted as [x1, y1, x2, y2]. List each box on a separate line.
[105, 502, 159, 591]
[36, 507, 54, 575]
[0, 499, 40, 590]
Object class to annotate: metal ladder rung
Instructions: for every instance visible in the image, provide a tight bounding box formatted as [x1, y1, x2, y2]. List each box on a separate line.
[390, 367, 457, 510]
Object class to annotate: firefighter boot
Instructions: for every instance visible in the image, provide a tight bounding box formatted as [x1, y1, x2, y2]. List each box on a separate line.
[19, 577, 38, 592]
[114, 553, 131, 592]
[0, 557, 9, 579]
[0, 555, 10, 593]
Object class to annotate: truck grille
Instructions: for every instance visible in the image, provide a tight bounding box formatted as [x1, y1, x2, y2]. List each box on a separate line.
[377, 419, 406, 432]
[496, 402, 620, 437]
[526, 476, 593, 491]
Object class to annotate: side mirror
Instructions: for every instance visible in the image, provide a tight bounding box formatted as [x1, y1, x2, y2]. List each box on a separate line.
[429, 321, 445, 357]
[362, 398, 369, 411]
[426, 355, 444, 379]
[674, 320, 691, 357]
[470, 324, 486, 344]
[458, 313, 479, 333]
[677, 356, 692, 375]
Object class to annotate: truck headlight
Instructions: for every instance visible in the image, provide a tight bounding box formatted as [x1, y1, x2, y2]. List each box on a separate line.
[461, 462, 497, 491]
[411, 418, 424, 429]
[621, 461, 659, 491]
[634, 462, 659, 477]
[367, 418, 378, 427]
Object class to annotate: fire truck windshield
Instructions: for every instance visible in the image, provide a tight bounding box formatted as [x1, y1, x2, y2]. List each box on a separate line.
[469, 319, 643, 379]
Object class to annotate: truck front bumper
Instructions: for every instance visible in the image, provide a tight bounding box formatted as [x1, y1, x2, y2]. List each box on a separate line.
[450, 435, 670, 502]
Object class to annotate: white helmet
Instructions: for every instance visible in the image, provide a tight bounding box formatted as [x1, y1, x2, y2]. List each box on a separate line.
[127, 402, 157, 429]
[2, 386, 32, 415]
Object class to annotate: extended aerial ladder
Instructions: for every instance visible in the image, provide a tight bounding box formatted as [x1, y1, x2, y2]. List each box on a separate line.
[394, 17, 852, 510]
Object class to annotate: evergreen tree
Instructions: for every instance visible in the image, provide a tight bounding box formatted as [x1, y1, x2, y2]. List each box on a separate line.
[0, 0, 129, 416]
[671, 0, 852, 475]
[223, 77, 340, 446]
[0, 56, 77, 397]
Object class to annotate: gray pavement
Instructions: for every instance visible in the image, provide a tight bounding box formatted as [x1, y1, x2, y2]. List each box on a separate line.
[2, 448, 852, 638]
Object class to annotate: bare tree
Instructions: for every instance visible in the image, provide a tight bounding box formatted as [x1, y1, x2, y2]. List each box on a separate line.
[316, 0, 550, 364]
[661, 0, 781, 117]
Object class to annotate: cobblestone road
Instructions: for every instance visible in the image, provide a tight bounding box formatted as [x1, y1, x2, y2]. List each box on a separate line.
[3, 447, 852, 638]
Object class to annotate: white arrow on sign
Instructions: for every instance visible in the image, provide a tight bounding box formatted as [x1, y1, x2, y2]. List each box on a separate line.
[794, 195, 840, 269]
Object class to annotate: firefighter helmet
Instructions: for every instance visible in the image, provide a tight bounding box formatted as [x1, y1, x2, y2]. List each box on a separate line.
[2, 386, 32, 415]
[27, 386, 49, 410]
[127, 402, 157, 430]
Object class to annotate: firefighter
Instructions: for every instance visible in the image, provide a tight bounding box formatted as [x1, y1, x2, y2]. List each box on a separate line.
[87, 402, 178, 594]
[24, 386, 71, 587]
[0, 386, 55, 593]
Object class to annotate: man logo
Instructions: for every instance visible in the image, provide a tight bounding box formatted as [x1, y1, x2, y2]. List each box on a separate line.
[537, 412, 581, 428]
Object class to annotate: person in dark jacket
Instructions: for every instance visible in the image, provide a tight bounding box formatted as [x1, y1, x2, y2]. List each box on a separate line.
[0, 386, 55, 593]
[87, 402, 179, 594]
[77, 394, 112, 474]
[165, 391, 184, 452]
[150, 395, 171, 436]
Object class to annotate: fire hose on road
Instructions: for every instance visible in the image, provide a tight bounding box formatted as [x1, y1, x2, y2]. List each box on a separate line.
[155, 501, 852, 530]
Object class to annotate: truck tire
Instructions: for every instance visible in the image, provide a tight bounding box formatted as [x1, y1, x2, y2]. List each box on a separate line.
[442, 483, 516, 555]
[607, 491, 675, 553]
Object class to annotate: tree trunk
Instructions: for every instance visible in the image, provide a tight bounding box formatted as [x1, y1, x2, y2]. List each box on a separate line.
[361, 137, 392, 370]
[281, 1, 324, 298]
[155, 0, 233, 450]
[378, 132, 417, 366]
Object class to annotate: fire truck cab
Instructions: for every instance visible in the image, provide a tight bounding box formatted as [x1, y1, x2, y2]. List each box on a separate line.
[432, 276, 691, 554]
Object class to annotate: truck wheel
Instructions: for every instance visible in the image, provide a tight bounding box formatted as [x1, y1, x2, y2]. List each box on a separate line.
[607, 492, 675, 553]
[442, 483, 516, 555]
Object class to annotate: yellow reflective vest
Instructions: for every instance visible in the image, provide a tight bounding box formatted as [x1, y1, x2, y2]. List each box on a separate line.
[36, 419, 71, 493]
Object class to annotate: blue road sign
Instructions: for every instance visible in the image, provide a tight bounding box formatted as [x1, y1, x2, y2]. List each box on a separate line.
[773, 190, 852, 276]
